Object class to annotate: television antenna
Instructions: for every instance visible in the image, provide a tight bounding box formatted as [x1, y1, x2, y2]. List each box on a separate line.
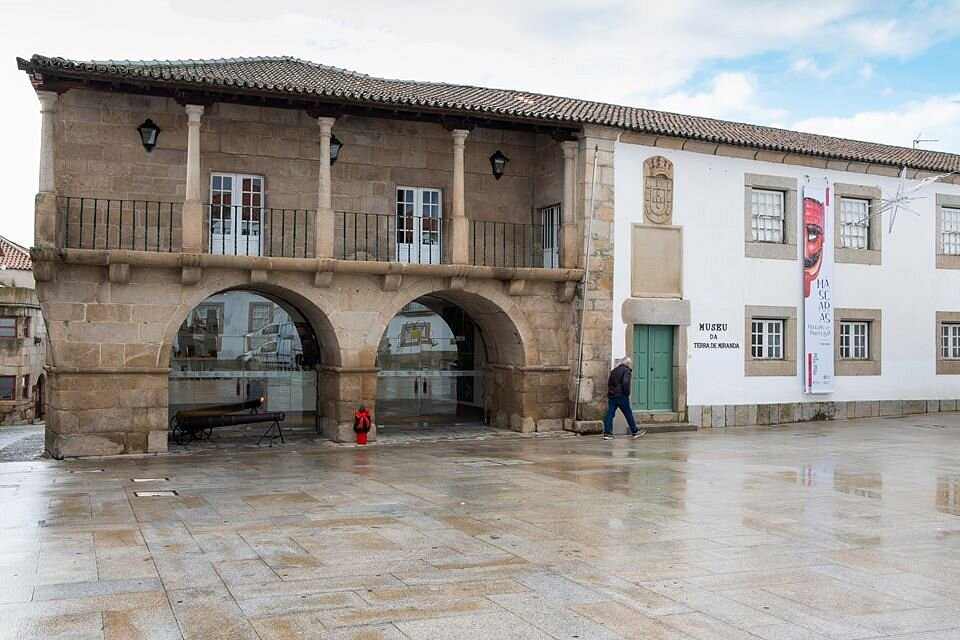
[912, 131, 938, 149]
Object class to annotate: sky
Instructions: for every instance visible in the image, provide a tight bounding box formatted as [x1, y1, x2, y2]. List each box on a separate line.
[2, 0, 960, 247]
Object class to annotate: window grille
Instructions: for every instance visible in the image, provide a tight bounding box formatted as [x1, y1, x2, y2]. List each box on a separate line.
[751, 319, 784, 359]
[751, 189, 785, 243]
[840, 198, 870, 249]
[942, 323, 960, 359]
[840, 321, 869, 359]
[942, 207, 960, 255]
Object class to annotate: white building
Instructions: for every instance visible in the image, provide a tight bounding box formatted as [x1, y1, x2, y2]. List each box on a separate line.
[612, 136, 960, 427]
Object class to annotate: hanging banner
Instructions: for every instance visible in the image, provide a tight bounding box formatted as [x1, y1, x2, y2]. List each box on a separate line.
[803, 182, 834, 393]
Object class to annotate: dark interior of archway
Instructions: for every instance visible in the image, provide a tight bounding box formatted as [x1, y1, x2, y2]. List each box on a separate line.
[168, 289, 321, 433]
[376, 295, 487, 428]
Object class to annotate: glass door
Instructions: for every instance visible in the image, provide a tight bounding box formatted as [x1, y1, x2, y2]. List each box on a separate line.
[396, 187, 442, 264]
[210, 174, 264, 256]
[540, 204, 561, 268]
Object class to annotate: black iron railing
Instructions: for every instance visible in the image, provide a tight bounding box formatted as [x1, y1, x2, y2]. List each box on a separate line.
[335, 211, 444, 264]
[470, 220, 561, 268]
[206, 205, 314, 258]
[59, 197, 181, 252]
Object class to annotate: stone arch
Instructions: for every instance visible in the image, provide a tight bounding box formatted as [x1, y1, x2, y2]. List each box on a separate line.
[363, 278, 539, 369]
[158, 272, 341, 369]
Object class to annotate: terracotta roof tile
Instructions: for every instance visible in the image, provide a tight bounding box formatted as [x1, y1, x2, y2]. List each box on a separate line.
[17, 54, 960, 174]
[0, 235, 31, 271]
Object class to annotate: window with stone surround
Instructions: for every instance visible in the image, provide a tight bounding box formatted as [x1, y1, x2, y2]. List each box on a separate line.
[839, 199, 870, 249]
[745, 305, 797, 376]
[21, 375, 29, 400]
[751, 190, 785, 243]
[941, 207, 960, 255]
[0, 317, 16, 339]
[744, 174, 797, 260]
[840, 321, 869, 359]
[751, 319, 783, 359]
[834, 184, 881, 265]
[936, 312, 960, 375]
[834, 309, 881, 376]
[0, 376, 14, 400]
[936, 194, 960, 270]
[248, 302, 273, 333]
[943, 323, 960, 359]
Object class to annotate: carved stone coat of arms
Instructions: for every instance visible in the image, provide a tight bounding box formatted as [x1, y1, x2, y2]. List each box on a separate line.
[644, 156, 674, 225]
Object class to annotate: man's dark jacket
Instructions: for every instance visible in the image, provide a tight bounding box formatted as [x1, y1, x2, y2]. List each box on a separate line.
[607, 363, 632, 399]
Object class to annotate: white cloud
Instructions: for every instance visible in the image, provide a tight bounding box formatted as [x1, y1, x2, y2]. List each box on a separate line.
[791, 58, 834, 80]
[792, 94, 960, 152]
[882, 87, 895, 96]
[655, 72, 787, 124]
[859, 63, 874, 81]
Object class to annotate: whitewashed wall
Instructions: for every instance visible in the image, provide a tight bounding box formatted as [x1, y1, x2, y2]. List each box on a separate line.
[613, 141, 960, 405]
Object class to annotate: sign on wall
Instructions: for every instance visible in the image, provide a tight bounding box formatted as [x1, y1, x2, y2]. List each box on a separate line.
[803, 182, 834, 393]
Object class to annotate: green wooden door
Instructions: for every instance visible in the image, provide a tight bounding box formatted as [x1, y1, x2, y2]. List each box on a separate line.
[632, 325, 673, 412]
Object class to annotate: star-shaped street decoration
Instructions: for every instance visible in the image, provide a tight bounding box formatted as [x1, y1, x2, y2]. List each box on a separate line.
[860, 167, 957, 233]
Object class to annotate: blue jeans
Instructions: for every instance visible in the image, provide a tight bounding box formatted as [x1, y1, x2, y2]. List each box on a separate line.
[603, 396, 638, 435]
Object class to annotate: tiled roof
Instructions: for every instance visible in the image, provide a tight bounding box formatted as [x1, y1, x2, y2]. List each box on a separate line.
[17, 54, 960, 174]
[0, 235, 31, 271]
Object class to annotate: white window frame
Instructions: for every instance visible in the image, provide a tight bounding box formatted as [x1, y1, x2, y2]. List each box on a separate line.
[942, 322, 960, 360]
[751, 189, 785, 243]
[396, 186, 442, 264]
[840, 321, 870, 360]
[209, 173, 265, 256]
[751, 319, 784, 360]
[540, 204, 561, 268]
[941, 206, 960, 256]
[839, 197, 870, 250]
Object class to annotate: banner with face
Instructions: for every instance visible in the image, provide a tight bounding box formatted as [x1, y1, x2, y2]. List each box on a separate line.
[803, 183, 834, 394]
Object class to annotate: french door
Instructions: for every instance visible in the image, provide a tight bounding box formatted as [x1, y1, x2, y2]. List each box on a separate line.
[396, 187, 442, 264]
[540, 204, 561, 268]
[210, 173, 264, 256]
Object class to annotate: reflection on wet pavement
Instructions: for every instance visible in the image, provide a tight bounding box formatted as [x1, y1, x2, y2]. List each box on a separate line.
[2, 413, 960, 638]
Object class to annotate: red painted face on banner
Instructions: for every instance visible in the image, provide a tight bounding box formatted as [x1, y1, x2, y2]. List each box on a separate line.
[803, 198, 825, 297]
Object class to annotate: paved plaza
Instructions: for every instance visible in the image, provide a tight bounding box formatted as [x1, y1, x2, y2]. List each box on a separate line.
[2, 415, 960, 639]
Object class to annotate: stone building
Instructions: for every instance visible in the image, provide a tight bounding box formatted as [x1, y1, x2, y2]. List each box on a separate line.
[15, 54, 960, 457]
[0, 235, 46, 425]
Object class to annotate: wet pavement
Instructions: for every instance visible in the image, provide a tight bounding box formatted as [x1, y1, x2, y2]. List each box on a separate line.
[2, 413, 960, 639]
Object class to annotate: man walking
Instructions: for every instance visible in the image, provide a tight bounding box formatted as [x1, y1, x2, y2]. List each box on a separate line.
[603, 357, 646, 440]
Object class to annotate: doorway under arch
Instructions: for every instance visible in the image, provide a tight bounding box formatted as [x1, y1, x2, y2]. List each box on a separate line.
[375, 295, 488, 428]
[168, 289, 322, 431]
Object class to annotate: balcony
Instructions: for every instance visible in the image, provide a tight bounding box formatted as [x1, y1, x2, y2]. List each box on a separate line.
[58, 197, 563, 269]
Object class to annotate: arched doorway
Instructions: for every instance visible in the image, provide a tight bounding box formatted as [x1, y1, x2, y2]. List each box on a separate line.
[168, 290, 321, 432]
[376, 295, 488, 428]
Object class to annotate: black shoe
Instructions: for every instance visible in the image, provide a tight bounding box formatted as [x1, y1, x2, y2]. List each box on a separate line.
[602, 433, 614, 440]
[632, 430, 647, 438]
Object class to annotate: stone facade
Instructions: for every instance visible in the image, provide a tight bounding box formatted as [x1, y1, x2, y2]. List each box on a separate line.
[0, 287, 46, 425]
[688, 399, 960, 428]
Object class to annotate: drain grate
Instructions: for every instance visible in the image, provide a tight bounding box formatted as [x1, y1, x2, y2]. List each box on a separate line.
[134, 490, 178, 497]
[69, 469, 104, 473]
[132, 478, 169, 482]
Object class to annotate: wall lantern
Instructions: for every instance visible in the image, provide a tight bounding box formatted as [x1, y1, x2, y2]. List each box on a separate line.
[329, 134, 343, 165]
[136, 119, 161, 152]
[489, 150, 509, 180]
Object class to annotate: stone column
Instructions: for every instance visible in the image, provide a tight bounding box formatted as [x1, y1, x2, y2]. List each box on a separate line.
[315, 117, 337, 259]
[560, 140, 578, 268]
[182, 104, 205, 253]
[450, 129, 470, 264]
[35, 91, 59, 247]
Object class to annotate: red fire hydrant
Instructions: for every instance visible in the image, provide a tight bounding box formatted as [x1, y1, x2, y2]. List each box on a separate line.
[353, 406, 371, 445]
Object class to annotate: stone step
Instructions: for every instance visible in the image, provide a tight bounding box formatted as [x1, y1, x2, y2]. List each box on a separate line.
[641, 423, 698, 434]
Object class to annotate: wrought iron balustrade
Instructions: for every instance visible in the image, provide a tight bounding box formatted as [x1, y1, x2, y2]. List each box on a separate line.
[335, 211, 444, 264]
[470, 220, 561, 269]
[206, 205, 314, 258]
[59, 197, 181, 252]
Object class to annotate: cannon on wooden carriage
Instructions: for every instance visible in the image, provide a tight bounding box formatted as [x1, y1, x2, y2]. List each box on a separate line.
[169, 397, 286, 446]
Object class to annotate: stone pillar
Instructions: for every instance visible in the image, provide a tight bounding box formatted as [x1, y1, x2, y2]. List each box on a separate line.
[560, 140, 578, 268]
[315, 117, 337, 259]
[182, 104, 205, 253]
[572, 128, 618, 423]
[35, 91, 59, 247]
[450, 129, 470, 264]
